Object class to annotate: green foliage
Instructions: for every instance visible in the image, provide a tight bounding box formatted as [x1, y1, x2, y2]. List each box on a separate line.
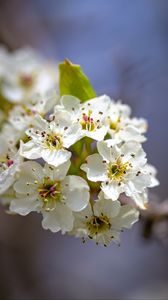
[59, 59, 96, 102]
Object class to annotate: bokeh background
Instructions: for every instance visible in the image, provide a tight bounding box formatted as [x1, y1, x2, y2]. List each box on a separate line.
[0, 0, 168, 299]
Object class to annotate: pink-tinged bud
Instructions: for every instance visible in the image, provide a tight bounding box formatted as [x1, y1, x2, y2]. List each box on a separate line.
[7, 159, 14, 167]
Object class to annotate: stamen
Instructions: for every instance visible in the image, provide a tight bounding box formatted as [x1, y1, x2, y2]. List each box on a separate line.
[86, 214, 111, 237]
[38, 179, 62, 211]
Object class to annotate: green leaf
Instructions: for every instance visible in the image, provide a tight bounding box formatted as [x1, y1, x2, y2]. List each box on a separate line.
[59, 59, 96, 102]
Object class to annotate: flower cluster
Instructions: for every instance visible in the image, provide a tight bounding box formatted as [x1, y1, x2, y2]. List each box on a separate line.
[0, 47, 159, 247]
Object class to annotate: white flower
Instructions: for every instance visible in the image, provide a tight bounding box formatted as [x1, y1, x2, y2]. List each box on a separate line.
[143, 164, 159, 187]
[71, 192, 139, 246]
[53, 95, 111, 141]
[1, 47, 58, 103]
[0, 123, 24, 147]
[131, 190, 149, 210]
[106, 100, 147, 143]
[0, 141, 22, 194]
[20, 114, 81, 167]
[10, 160, 90, 233]
[8, 89, 59, 132]
[29, 89, 59, 115]
[8, 105, 36, 132]
[81, 140, 158, 205]
[131, 117, 148, 135]
[131, 164, 159, 209]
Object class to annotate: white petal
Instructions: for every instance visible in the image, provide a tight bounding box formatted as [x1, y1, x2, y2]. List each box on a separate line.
[14, 179, 37, 194]
[41, 148, 71, 167]
[115, 100, 131, 116]
[63, 175, 90, 211]
[63, 124, 82, 147]
[42, 203, 74, 233]
[94, 196, 121, 218]
[143, 164, 159, 187]
[131, 117, 147, 133]
[20, 140, 41, 159]
[87, 126, 108, 141]
[113, 205, 139, 229]
[2, 85, 24, 103]
[19, 161, 44, 181]
[149, 176, 159, 188]
[60, 95, 80, 111]
[119, 125, 146, 142]
[145, 164, 157, 176]
[121, 142, 147, 167]
[131, 191, 148, 209]
[34, 70, 55, 93]
[53, 111, 73, 127]
[131, 173, 151, 192]
[97, 140, 119, 161]
[0, 172, 14, 194]
[10, 196, 39, 216]
[84, 95, 111, 114]
[43, 159, 71, 181]
[31, 114, 48, 130]
[81, 153, 107, 182]
[102, 181, 122, 200]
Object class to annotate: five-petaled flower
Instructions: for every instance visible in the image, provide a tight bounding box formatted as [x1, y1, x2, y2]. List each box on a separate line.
[20, 115, 81, 167]
[81, 140, 159, 208]
[1, 47, 57, 103]
[52, 95, 111, 141]
[71, 191, 139, 246]
[10, 160, 90, 233]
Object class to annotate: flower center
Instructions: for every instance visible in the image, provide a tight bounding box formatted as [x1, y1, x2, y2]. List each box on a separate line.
[21, 104, 36, 116]
[80, 110, 96, 131]
[0, 154, 14, 171]
[87, 214, 111, 236]
[107, 157, 129, 182]
[19, 73, 34, 89]
[108, 117, 121, 132]
[44, 132, 63, 150]
[38, 178, 62, 211]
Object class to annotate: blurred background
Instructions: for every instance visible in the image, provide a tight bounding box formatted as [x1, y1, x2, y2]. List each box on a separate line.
[0, 0, 168, 299]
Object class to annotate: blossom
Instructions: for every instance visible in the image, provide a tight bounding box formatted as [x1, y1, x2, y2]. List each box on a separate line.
[131, 190, 149, 209]
[20, 114, 81, 167]
[29, 89, 59, 115]
[81, 140, 158, 206]
[10, 160, 90, 233]
[131, 164, 159, 209]
[0, 140, 22, 194]
[71, 192, 139, 246]
[0, 123, 24, 147]
[8, 89, 59, 132]
[106, 100, 147, 143]
[0, 45, 160, 247]
[53, 95, 111, 141]
[1, 47, 58, 103]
